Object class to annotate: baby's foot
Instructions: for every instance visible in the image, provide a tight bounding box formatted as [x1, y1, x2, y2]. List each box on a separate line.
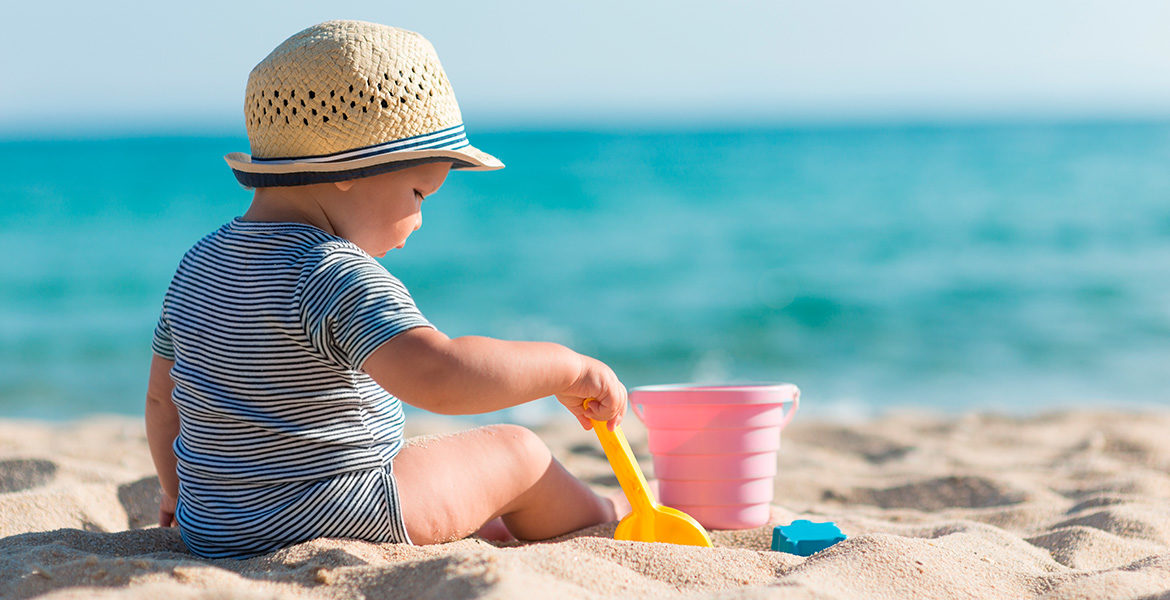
[473, 517, 516, 542]
[607, 490, 632, 520]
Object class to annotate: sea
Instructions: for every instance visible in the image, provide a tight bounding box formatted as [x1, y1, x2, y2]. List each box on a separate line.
[3, 120, 1170, 422]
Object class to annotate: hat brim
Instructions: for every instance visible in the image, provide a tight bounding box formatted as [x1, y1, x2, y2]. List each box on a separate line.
[224, 144, 504, 188]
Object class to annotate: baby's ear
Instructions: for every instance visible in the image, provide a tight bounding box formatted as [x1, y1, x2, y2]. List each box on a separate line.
[333, 179, 356, 192]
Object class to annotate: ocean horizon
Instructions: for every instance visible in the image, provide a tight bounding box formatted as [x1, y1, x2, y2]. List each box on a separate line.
[3, 118, 1170, 423]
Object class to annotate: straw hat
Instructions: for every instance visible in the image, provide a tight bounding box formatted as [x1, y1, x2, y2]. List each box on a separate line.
[224, 20, 503, 187]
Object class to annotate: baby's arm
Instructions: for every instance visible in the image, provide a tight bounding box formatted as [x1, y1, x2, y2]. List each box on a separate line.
[366, 327, 630, 543]
[144, 355, 180, 527]
[363, 328, 626, 428]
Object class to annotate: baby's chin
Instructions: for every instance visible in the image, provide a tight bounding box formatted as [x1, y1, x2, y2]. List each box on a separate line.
[376, 242, 406, 257]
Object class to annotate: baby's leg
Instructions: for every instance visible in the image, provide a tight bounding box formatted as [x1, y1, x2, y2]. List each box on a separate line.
[393, 424, 616, 544]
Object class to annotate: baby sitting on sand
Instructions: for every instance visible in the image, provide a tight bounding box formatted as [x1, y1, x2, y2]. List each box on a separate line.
[144, 20, 627, 559]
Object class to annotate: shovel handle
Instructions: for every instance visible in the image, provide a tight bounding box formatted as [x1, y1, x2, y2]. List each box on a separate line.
[586, 399, 657, 514]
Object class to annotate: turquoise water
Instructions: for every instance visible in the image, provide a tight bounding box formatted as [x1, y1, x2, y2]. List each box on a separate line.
[3, 121, 1170, 421]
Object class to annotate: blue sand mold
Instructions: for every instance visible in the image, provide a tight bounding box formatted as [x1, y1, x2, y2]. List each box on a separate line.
[772, 520, 846, 556]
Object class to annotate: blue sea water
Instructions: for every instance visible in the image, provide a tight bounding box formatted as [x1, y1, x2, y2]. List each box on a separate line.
[2, 121, 1170, 421]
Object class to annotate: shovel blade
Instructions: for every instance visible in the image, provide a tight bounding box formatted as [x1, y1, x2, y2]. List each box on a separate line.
[615, 505, 713, 547]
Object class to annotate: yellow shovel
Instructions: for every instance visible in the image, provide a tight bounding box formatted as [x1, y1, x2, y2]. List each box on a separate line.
[586, 399, 712, 547]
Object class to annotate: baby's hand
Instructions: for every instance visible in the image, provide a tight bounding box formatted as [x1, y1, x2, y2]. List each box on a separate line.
[159, 490, 177, 528]
[556, 354, 628, 431]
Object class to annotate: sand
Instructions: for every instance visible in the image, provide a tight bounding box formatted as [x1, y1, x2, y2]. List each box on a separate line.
[2, 409, 1170, 599]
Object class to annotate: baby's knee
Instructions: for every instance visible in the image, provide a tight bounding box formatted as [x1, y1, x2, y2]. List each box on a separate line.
[481, 424, 551, 470]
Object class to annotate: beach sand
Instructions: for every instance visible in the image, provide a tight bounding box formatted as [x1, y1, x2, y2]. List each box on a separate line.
[2, 409, 1169, 599]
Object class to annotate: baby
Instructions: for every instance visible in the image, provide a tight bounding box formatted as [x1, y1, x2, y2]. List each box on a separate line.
[145, 20, 627, 559]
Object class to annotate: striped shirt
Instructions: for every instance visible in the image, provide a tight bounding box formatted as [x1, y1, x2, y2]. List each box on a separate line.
[152, 218, 430, 557]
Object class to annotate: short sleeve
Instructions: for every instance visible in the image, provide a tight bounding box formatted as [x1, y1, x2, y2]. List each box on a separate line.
[300, 248, 433, 371]
[151, 307, 176, 360]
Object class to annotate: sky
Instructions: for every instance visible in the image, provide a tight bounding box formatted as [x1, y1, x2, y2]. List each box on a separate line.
[3, 0, 1170, 136]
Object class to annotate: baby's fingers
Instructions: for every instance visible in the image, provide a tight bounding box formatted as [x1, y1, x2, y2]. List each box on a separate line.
[583, 396, 621, 430]
[558, 396, 593, 430]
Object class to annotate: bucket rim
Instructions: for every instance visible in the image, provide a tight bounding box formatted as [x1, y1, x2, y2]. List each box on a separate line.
[630, 382, 800, 405]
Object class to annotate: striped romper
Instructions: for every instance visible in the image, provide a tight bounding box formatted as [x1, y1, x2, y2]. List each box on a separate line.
[151, 218, 431, 558]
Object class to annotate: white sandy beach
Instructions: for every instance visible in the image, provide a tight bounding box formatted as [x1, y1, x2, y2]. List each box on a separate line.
[2, 409, 1169, 599]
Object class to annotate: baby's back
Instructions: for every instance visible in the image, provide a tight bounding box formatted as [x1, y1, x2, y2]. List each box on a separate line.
[154, 218, 432, 486]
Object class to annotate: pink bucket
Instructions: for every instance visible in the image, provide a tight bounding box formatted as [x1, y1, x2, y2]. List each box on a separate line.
[630, 383, 799, 529]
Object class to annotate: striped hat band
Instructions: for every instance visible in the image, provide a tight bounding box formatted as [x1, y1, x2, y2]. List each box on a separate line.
[251, 123, 468, 164]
